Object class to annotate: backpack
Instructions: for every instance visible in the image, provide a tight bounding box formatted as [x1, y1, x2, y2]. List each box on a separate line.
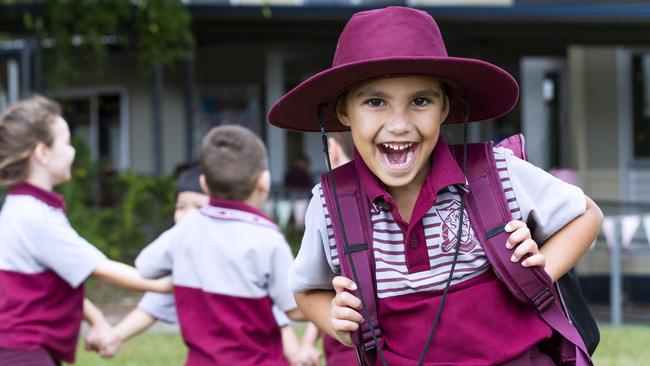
[320, 134, 598, 366]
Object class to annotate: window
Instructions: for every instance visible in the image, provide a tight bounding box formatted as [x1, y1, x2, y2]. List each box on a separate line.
[632, 53, 650, 159]
[58, 92, 128, 170]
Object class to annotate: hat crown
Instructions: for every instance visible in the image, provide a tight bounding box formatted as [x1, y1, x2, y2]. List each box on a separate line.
[333, 6, 448, 67]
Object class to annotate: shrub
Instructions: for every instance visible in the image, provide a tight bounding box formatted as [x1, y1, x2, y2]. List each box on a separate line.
[57, 137, 175, 262]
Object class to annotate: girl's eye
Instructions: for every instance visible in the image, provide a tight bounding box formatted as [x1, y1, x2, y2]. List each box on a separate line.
[412, 97, 430, 106]
[366, 98, 384, 107]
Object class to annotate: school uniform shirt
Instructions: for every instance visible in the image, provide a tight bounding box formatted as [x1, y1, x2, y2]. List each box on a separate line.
[0, 183, 107, 363]
[135, 198, 297, 366]
[289, 139, 587, 365]
[138, 292, 290, 327]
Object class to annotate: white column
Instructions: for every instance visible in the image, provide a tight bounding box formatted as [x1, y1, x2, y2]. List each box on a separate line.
[568, 47, 588, 188]
[265, 49, 287, 185]
[616, 48, 632, 202]
[90, 95, 100, 161]
[7, 59, 19, 105]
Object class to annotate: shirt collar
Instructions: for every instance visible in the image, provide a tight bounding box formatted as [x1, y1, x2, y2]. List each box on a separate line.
[9, 182, 66, 211]
[208, 197, 273, 222]
[354, 137, 468, 206]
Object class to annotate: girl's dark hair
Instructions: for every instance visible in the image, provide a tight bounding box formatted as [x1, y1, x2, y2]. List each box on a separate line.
[0, 95, 61, 186]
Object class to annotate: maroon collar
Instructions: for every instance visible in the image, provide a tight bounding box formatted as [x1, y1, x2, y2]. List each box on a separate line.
[208, 197, 273, 222]
[9, 182, 66, 211]
[354, 137, 467, 208]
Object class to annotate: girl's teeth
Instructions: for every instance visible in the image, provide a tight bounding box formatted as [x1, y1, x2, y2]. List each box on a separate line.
[382, 143, 413, 151]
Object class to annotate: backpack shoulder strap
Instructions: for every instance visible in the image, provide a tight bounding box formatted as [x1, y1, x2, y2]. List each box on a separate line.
[494, 133, 528, 160]
[452, 138, 592, 366]
[451, 140, 553, 307]
[319, 161, 381, 354]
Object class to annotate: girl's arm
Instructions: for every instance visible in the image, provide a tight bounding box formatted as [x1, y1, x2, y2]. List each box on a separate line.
[285, 307, 308, 322]
[83, 298, 112, 353]
[295, 282, 361, 347]
[539, 196, 603, 282]
[92, 259, 172, 293]
[297, 322, 323, 366]
[280, 325, 301, 366]
[301, 322, 321, 351]
[95, 308, 157, 358]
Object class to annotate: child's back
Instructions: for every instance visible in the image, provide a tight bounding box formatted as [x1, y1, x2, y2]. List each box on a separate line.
[135, 125, 301, 366]
[0, 185, 104, 362]
[137, 205, 294, 365]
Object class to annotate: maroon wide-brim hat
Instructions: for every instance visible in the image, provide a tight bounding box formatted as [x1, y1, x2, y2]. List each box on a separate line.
[268, 6, 519, 132]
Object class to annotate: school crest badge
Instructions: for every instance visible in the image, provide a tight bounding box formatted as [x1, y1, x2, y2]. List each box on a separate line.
[436, 200, 480, 253]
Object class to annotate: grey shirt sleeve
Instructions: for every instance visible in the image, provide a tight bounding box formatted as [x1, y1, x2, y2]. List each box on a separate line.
[32, 211, 107, 288]
[272, 305, 290, 327]
[288, 185, 337, 293]
[135, 228, 175, 279]
[267, 239, 298, 312]
[138, 292, 178, 324]
[503, 148, 587, 242]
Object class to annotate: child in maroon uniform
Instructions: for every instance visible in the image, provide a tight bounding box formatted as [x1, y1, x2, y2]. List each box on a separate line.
[269, 7, 603, 365]
[0, 96, 170, 365]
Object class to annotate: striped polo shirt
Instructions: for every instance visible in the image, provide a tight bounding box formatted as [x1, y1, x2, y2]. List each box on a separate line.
[289, 138, 586, 365]
[136, 198, 297, 366]
[0, 183, 107, 363]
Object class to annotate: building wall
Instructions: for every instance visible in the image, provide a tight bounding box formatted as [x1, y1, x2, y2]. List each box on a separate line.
[569, 46, 621, 201]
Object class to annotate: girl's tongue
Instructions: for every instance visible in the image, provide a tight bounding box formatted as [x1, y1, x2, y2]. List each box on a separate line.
[379, 143, 416, 168]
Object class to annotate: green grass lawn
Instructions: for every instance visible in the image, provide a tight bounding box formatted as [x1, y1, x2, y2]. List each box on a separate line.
[68, 325, 650, 365]
[70, 333, 185, 366]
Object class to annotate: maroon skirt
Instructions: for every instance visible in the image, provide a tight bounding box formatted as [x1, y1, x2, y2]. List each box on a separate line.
[0, 348, 58, 366]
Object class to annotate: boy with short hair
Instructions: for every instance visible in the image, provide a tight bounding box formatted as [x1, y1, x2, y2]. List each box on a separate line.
[135, 125, 304, 366]
[91, 165, 310, 365]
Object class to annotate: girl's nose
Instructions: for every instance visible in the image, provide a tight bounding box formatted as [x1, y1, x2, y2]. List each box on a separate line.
[385, 110, 412, 134]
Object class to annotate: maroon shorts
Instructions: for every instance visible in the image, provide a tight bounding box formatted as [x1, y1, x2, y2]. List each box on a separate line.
[0, 348, 58, 366]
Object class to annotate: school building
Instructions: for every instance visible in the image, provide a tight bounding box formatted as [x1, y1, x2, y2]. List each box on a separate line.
[1, 0, 650, 303]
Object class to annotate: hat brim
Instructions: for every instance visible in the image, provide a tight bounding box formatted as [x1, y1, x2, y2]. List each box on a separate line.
[268, 56, 519, 132]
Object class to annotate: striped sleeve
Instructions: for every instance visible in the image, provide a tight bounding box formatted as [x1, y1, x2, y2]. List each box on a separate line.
[288, 184, 337, 293]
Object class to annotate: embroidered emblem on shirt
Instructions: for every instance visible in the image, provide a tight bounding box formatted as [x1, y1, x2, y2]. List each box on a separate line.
[436, 200, 479, 253]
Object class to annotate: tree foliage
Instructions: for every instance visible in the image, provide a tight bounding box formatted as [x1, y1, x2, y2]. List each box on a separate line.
[12, 0, 194, 86]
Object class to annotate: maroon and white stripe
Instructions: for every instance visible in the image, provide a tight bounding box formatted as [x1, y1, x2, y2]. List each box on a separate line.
[494, 147, 523, 221]
[319, 147, 524, 299]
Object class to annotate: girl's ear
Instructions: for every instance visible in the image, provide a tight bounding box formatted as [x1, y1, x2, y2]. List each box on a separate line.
[336, 99, 351, 127]
[199, 175, 210, 195]
[32, 142, 49, 165]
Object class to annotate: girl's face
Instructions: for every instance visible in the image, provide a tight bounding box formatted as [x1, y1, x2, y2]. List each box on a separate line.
[338, 75, 449, 191]
[46, 117, 76, 185]
[174, 191, 209, 223]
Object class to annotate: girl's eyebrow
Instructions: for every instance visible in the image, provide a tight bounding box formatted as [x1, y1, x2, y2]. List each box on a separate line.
[354, 88, 442, 99]
[354, 90, 391, 99]
[411, 89, 442, 98]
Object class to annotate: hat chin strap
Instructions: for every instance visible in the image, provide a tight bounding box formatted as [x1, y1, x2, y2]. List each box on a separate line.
[318, 101, 472, 366]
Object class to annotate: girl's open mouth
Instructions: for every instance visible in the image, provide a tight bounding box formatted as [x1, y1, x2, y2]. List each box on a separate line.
[378, 142, 418, 170]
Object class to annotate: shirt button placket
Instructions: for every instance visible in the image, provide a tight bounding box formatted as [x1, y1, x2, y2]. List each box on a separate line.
[409, 236, 418, 249]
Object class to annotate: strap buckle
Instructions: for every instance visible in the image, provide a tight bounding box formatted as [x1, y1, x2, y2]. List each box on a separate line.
[531, 288, 554, 312]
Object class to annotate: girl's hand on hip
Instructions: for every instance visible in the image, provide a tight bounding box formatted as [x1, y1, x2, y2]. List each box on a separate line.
[505, 220, 546, 268]
[331, 276, 363, 347]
